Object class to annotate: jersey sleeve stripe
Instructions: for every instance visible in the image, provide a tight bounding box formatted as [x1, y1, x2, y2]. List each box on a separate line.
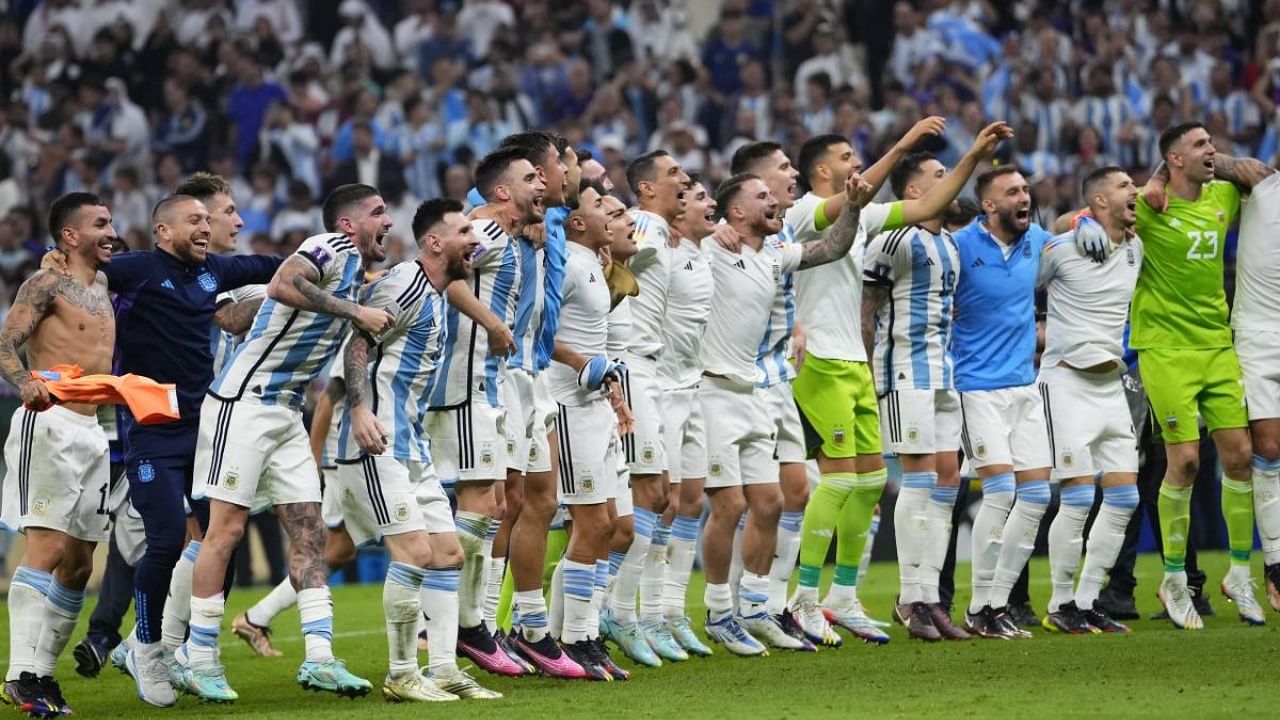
[883, 226, 911, 257]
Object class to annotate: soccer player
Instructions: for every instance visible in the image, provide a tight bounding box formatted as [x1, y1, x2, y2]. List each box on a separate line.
[786, 119, 1003, 645]
[614, 150, 690, 661]
[546, 181, 633, 679]
[861, 148, 1002, 643]
[336, 197, 501, 700]
[0, 194, 117, 716]
[700, 171, 872, 656]
[953, 166, 1052, 640]
[1037, 168, 1143, 635]
[180, 184, 396, 702]
[426, 148, 543, 677]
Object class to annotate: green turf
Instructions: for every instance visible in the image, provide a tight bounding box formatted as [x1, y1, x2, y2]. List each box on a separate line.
[5, 552, 1278, 719]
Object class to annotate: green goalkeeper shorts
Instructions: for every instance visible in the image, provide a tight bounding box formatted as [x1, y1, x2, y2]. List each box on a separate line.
[1138, 346, 1248, 444]
[791, 353, 881, 460]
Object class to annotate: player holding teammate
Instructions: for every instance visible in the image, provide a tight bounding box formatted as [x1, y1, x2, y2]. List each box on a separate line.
[179, 184, 396, 701]
[0, 194, 117, 716]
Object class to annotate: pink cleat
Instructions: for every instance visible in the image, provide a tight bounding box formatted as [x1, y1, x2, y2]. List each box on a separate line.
[511, 632, 588, 679]
[456, 625, 528, 677]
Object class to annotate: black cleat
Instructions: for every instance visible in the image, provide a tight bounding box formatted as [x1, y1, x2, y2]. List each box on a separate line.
[1095, 588, 1140, 620]
[777, 610, 818, 651]
[1007, 601, 1039, 628]
[561, 640, 611, 681]
[1081, 605, 1131, 634]
[1190, 586, 1215, 618]
[1042, 601, 1097, 634]
[73, 635, 111, 679]
[964, 606, 1003, 639]
[3, 672, 61, 718]
[990, 607, 1033, 639]
[590, 639, 630, 681]
[35, 676, 68, 717]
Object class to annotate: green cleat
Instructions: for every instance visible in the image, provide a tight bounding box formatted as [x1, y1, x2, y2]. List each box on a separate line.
[297, 659, 373, 698]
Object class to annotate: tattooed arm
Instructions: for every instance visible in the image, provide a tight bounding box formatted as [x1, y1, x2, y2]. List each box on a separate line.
[860, 284, 889, 370]
[342, 332, 387, 455]
[798, 173, 874, 270]
[212, 297, 264, 336]
[0, 271, 57, 410]
[268, 256, 394, 336]
[1214, 154, 1277, 192]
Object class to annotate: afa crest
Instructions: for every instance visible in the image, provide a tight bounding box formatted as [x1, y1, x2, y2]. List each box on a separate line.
[1061, 450, 1074, 468]
[641, 445, 655, 465]
[394, 504, 410, 522]
[709, 461, 723, 477]
[480, 447, 494, 468]
[906, 426, 919, 444]
[580, 472, 595, 493]
[974, 442, 987, 459]
[197, 272, 218, 292]
[223, 471, 239, 490]
[138, 461, 155, 483]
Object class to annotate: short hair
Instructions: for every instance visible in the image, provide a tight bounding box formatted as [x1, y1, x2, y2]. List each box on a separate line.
[798, 134, 848, 186]
[411, 197, 464, 242]
[48, 193, 106, 244]
[1081, 165, 1126, 200]
[1159, 121, 1206, 158]
[626, 150, 671, 195]
[889, 151, 939, 199]
[499, 131, 557, 166]
[175, 172, 231, 203]
[321, 184, 380, 233]
[730, 141, 784, 175]
[575, 147, 595, 163]
[151, 193, 200, 225]
[474, 146, 531, 202]
[714, 172, 761, 221]
[578, 176, 608, 199]
[974, 165, 1023, 200]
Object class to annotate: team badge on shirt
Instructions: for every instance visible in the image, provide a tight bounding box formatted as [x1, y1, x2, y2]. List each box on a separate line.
[641, 444, 656, 465]
[395, 504, 410, 522]
[198, 272, 218, 292]
[223, 471, 239, 491]
[32, 498, 47, 517]
[138, 461, 155, 483]
[709, 461, 723, 477]
[580, 471, 595, 493]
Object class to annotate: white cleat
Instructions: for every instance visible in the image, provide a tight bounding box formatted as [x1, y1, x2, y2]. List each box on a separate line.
[704, 613, 767, 657]
[428, 669, 502, 700]
[126, 642, 176, 708]
[382, 672, 458, 703]
[1158, 572, 1204, 630]
[824, 603, 891, 644]
[1221, 572, 1267, 626]
[791, 601, 842, 647]
[738, 613, 808, 651]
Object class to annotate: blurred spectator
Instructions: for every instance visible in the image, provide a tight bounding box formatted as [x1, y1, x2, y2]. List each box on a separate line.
[153, 78, 209, 172]
[458, 0, 517, 60]
[328, 121, 405, 195]
[109, 166, 150, 239]
[225, 47, 288, 166]
[332, 0, 396, 70]
[581, 0, 633, 85]
[271, 180, 324, 241]
[448, 89, 512, 157]
[262, 103, 322, 197]
[701, 2, 764, 97]
[418, 2, 472, 78]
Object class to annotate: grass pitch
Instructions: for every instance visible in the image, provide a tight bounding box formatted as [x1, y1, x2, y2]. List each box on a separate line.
[4, 551, 1277, 719]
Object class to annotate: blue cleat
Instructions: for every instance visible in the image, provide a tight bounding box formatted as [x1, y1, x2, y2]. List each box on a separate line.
[704, 613, 767, 657]
[641, 618, 688, 662]
[667, 615, 713, 657]
[600, 609, 661, 667]
[297, 659, 373, 698]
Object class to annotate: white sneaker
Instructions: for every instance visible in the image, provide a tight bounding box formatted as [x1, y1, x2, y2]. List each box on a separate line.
[738, 612, 808, 651]
[1158, 572, 1204, 630]
[1221, 569, 1267, 626]
[127, 641, 176, 708]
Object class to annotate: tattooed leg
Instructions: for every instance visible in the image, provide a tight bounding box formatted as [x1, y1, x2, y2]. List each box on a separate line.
[279, 502, 330, 590]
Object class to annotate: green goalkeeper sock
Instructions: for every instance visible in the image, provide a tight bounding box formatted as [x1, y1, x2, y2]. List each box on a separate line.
[1221, 477, 1255, 567]
[795, 473, 856, 588]
[834, 468, 888, 571]
[1158, 483, 1192, 573]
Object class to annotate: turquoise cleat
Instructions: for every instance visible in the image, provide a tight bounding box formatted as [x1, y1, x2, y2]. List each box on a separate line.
[641, 618, 689, 662]
[170, 662, 238, 704]
[297, 659, 373, 698]
[600, 609, 661, 667]
[666, 615, 713, 657]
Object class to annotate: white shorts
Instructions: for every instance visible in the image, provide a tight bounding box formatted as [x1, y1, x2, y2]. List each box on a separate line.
[194, 396, 320, 508]
[502, 367, 553, 474]
[1237, 330, 1280, 421]
[320, 469, 344, 529]
[959, 385, 1051, 471]
[113, 497, 146, 566]
[660, 384, 707, 484]
[610, 431, 633, 517]
[555, 399, 618, 505]
[879, 389, 963, 455]
[699, 377, 778, 489]
[1, 406, 110, 542]
[621, 354, 667, 475]
[1037, 366, 1138, 478]
[762, 381, 806, 464]
[425, 401, 508, 483]
[334, 455, 454, 546]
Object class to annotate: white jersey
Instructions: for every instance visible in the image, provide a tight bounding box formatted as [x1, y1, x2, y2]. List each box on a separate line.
[756, 223, 798, 388]
[211, 284, 268, 376]
[700, 239, 804, 387]
[336, 260, 448, 463]
[658, 237, 713, 389]
[864, 226, 960, 394]
[624, 209, 672, 359]
[549, 243, 611, 406]
[791, 193, 903, 362]
[320, 344, 345, 469]
[210, 233, 361, 409]
[429, 218, 524, 409]
[1232, 171, 1280, 332]
[607, 296, 632, 359]
[1038, 232, 1143, 370]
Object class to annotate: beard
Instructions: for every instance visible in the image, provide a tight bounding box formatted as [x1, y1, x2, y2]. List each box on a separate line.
[446, 253, 470, 282]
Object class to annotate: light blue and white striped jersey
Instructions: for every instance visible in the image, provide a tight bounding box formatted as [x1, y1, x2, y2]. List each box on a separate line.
[320, 346, 345, 470]
[863, 226, 960, 395]
[210, 284, 268, 377]
[210, 233, 362, 409]
[507, 239, 546, 373]
[336, 261, 448, 463]
[1206, 89, 1260, 139]
[1073, 94, 1138, 167]
[756, 222, 798, 388]
[429, 218, 523, 409]
[623, 209, 672, 360]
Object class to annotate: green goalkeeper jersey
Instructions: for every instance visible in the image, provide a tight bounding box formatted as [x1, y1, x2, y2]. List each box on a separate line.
[1130, 179, 1240, 350]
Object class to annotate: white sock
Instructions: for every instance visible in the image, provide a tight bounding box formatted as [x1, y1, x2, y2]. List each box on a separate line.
[1077, 485, 1138, 609]
[921, 485, 957, 604]
[767, 510, 804, 616]
[589, 560, 608, 640]
[560, 560, 595, 644]
[612, 509, 653, 626]
[704, 582, 733, 622]
[548, 558, 564, 640]
[483, 556, 506, 630]
[1253, 456, 1280, 565]
[187, 594, 225, 669]
[6, 566, 51, 680]
[34, 578, 83, 676]
[728, 512, 746, 606]
[455, 512, 490, 629]
[663, 514, 699, 618]
[639, 515, 668, 622]
[824, 580, 859, 609]
[247, 575, 298, 629]
[422, 567, 461, 678]
[384, 562, 425, 677]
[895, 472, 935, 605]
[515, 590, 549, 642]
[969, 473, 1015, 614]
[738, 571, 769, 618]
[297, 587, 335, 663]
[1047, 484, 1094, 612]
[990, 481, 1051, 609]
[162, 540, 200, 654]
[859, 514, 880, 586]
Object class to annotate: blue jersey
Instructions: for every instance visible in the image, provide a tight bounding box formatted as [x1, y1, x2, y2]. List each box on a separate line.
[951, 217, 1051, 391]
[105, 248, 280, 450]
[534, 206, 569, 371]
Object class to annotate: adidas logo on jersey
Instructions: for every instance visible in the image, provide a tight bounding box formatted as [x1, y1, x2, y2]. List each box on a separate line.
[684, 261, 694, 271]
[970, 258, 985, 268]
[733, 259, 746, 269]
[161, 279, 175, 290]
[915, 257, 935, 267]
[589, 273, 597, 282]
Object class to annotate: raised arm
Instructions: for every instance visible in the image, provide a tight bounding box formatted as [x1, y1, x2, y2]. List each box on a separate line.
[798, 173, 874, 270]
[819, 116, 948, 225]
[446, 280, 516, 358]
[342, 332, 386, 455]
[900, 121, 1012, 226]
[268, 255, 393, 337]
[1214, 153, 1277, 192]
[0, 271, 57, 410]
